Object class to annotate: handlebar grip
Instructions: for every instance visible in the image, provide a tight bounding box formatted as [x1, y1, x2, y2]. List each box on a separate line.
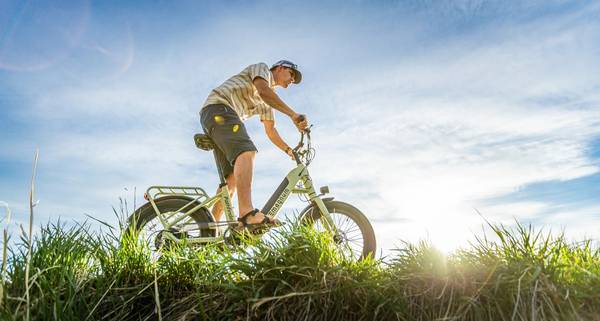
[296, 115, 310, 133]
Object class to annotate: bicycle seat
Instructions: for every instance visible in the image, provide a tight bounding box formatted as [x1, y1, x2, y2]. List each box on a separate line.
[194, 133, 214, 151]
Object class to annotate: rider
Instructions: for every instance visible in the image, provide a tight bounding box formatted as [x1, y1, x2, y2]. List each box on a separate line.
[199, 60, 308, 228]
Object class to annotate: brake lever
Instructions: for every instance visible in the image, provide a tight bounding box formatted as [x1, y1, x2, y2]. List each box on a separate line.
[305, 125, 313, 138]
[292, 125, 313, 165]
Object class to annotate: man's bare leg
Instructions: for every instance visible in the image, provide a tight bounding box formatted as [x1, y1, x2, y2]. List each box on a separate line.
[234, 150, 277, 224]
[211, 174, 236, 222]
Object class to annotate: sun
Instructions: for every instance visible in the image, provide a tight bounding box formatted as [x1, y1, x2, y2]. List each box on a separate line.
[380, 176, 481, 253]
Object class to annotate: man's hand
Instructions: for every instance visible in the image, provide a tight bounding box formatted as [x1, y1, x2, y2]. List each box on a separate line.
[285, 147, 295, 160]
[292, 113, 308, 132]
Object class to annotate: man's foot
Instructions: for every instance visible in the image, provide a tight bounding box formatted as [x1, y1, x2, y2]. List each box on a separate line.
[237, 209, 280, 228]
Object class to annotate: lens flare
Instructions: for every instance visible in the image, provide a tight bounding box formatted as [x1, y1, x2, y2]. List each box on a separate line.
[0, 0, 90, 71]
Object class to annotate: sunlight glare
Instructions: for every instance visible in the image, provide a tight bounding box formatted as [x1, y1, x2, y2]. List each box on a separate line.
[383, 175, 480, 253]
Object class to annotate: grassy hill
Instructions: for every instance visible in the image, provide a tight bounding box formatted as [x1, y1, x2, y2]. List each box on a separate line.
[0, 219, 598, 321]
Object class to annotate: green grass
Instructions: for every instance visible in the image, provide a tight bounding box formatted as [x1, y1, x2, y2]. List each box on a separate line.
[0, 218, 598, 321]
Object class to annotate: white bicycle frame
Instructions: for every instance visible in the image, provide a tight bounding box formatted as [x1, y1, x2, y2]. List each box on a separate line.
[143, 163, 337, 245]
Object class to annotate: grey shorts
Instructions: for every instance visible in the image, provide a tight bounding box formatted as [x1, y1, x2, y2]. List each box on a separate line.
[200, 104, 257, 178]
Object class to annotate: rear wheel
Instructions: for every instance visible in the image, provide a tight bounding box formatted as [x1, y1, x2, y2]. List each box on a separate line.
[126, 196, 215, 253]
[300, 200, 376, 260]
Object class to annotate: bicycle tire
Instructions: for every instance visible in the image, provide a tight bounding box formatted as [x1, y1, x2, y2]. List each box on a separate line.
[299, 200, 376, 260]
[126, 196, 215, 251]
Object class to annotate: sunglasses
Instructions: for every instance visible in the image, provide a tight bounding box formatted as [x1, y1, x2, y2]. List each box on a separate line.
[287, 68, 296, 80]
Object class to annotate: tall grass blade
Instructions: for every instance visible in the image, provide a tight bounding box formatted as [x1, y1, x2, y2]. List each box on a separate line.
[25, 149, 39, 321]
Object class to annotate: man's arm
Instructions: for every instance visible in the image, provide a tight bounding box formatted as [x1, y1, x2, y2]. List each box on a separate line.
[253, 77, 308, 131]
[262, 120, 294, 158]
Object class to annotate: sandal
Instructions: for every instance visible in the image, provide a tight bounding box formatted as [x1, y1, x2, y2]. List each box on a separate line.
[237, 209, 281, 230]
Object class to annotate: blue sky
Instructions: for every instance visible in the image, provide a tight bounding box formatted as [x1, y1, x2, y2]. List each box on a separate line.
[1, 0, 599, 255]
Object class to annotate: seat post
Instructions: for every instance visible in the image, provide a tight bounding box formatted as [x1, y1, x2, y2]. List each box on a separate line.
[212, 149, 227, 186]
[194, 133, 227, 187]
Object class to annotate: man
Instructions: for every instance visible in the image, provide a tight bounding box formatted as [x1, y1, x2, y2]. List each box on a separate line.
[199, 60, 308, 228]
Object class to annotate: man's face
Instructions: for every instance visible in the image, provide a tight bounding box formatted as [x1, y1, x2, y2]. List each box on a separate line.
[274, 66, 295, 88]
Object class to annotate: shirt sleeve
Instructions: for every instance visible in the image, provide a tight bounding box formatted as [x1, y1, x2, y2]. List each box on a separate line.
[249, 63, 272, 86]
[258, 102, 274, 121]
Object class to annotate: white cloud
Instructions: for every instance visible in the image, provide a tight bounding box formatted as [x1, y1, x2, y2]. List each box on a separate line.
[539, 206, 600, 242]
[297, 3, 600, 252]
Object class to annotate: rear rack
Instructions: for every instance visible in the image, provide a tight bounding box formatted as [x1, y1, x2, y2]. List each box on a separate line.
[145, 186, 210, 203]
[143, 186, 214, 230]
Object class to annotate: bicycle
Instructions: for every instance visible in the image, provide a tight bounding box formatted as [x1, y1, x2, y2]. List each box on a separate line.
[126, 127, 376, 260]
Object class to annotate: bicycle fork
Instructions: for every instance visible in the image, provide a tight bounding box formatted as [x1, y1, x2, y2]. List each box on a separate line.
[302, 177, 339, 235]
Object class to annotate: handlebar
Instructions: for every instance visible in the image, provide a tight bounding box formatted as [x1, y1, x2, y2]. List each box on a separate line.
[291, 124, 313, 165]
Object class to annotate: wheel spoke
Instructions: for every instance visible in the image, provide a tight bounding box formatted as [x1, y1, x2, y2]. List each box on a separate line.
[309, 210, 367, 259]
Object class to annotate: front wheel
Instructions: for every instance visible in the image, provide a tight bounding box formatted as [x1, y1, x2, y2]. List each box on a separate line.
[299, 200, 376, 260]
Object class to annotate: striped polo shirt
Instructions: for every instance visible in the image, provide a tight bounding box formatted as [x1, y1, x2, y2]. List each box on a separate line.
[202, 63, 275, 121]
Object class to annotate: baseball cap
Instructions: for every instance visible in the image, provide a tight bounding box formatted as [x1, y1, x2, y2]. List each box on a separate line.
[271, 60, 302, 84]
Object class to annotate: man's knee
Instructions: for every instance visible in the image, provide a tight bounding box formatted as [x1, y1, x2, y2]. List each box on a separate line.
[225, 174, 236, 191]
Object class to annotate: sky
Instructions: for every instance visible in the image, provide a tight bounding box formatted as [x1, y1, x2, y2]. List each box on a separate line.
[1, 0, 599, 256]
